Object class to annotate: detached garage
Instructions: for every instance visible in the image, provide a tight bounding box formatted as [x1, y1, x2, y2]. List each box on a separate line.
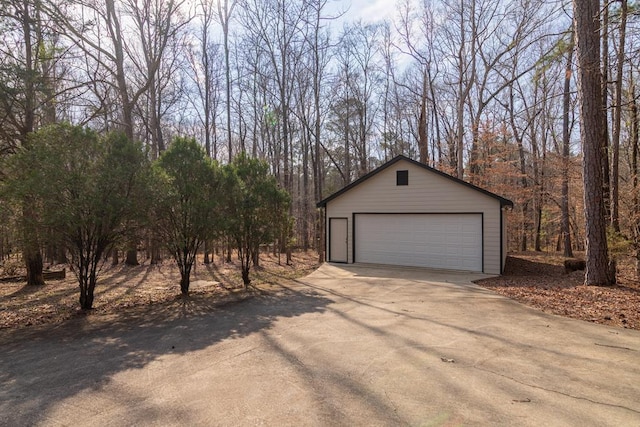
[317, 155, 513, 275]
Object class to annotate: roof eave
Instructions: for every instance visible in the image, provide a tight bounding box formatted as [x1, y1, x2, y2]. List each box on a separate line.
[316, 155, 514, 209]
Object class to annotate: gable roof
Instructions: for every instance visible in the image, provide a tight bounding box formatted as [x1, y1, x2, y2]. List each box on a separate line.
[316, 155, 514, 208]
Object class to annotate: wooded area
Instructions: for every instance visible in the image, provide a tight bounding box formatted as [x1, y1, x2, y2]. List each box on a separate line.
[1, 0, 640, 298]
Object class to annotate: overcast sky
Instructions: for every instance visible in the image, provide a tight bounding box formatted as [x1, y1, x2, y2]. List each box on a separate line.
[332, 0, 396, 24]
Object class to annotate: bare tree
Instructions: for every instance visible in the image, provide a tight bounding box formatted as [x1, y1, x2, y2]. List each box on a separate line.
[307, 0, 332, 258]
[396, 0, 439, 165]
[240, 0, 310, 193]
[0, 0, 62, 285]
[610, 0, 628, 232]
[441, 0, 477, 178]
[215, 0, 237, 162]
[187, 0, 223, 160]
[630, 74, 640, 273]
[573, 0, 614, 285]
[128, 0, 190, 159]
[601, 0, 611, 222]
[49, 0, 190, 264]
[561, 28, 575, 257]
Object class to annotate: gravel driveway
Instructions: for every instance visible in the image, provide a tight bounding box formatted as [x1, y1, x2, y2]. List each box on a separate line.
[1, 263, 639, 426]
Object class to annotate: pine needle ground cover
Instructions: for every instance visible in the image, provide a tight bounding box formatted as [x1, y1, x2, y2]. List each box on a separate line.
[0, 251, 319, 329]
[477, 253, 640, 330]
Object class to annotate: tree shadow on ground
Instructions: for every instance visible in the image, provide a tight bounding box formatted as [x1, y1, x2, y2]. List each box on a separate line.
[202, 261, 243, 289]
[0, 285, 332, 426]
[0, 261, 155, 308]
[93, 263, 156, 298]
[0, 280, 73, 304]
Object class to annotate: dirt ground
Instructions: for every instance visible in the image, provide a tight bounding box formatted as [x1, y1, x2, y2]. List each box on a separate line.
[2, 250, 639, 331]
[0, 250, 320, 330]
[477, 252, 640, 330]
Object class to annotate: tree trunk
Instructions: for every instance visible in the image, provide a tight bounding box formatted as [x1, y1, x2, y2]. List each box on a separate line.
[344, 66, 351, 185]
[418, 70, 429, 164]
[454, 0, 476, 179]
[630, 76, 640, 277]
[57, 245, 67, 265]
[507, 83, 529, 251]
[203, 12, 212, 160]
[180, 264, 192, 295]
[125, 248, 139, 266]
[241, 267, 250, 287]
[20, 2, 44, 287]
[79, 271, 97, 310]
[610, 0, 627, 232]
[252, 245, 259, 267]
[601, 2, 611, 224]
[573, 0, 614, 285]
[535, 203, 543, 252]
[221, 2, 233, 162]
[112, 249, 119, 266]
[312, 4, 324, 261]
[106, 0, 138, 268]
[150, 240, 161, 264]
[561, 28, 574, 258]
[25, 247, 44, 286]
[204, 240, 210, 264]
[23, 204, 44, 286]
[302, 130, 310, 251]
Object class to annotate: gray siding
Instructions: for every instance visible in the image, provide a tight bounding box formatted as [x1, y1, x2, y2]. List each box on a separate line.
[502, 209, 508, 272]
[325, 160, 504, 274]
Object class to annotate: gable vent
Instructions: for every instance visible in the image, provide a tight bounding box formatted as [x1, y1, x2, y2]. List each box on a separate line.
[396, 170, 408, 186]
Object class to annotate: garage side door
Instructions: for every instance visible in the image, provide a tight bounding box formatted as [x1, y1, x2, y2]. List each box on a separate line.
[329, 218, 348, 263]
[354, 213, 482, 272]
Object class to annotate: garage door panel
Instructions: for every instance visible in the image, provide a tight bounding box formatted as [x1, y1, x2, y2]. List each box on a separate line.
[355, 214, 482, 272]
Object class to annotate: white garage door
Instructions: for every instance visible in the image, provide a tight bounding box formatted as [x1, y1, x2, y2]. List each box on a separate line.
[354, 213, 482, 271]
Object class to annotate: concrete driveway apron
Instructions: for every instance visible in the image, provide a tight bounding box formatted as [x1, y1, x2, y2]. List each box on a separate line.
[1, 263, 639, 426]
